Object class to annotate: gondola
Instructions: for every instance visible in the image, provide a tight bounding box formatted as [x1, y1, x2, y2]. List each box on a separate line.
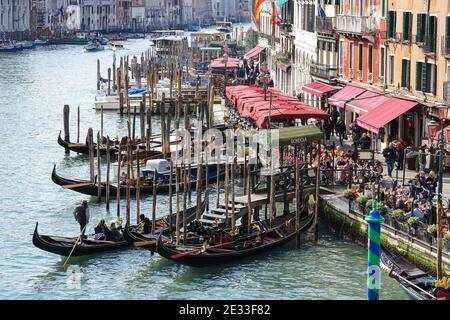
[32, 222, 130, 257]
[380, 245, 439, 300]
[51, 163, 224, 197]
[123, 200, 207, 250]
[57, 131, 164, 157]
[156, 208, 314, 267]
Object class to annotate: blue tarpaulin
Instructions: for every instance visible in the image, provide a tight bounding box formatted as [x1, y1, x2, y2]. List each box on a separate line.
[128, 88, 148, 95]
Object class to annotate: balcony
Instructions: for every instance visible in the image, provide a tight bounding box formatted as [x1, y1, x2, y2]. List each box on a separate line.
[316, 17, 335, 35]
[444, 81, 450, 103]
[423, 34, 436, 55]
[335, 15, 377, 35]
[279, 20, 293, 35]
[441, 36, 450, 57]
[388, 32, 412, 43]
[310, 62, 338, 80]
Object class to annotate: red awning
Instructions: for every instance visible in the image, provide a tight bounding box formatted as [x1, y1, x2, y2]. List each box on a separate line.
[356, 98, 418, 134]
[210, 57, 241, 69]
[255, 105, 329, 129]
[328, 85, 366, 109]
[244, 46, 265, 60]
[302, 82, 339, 98]
[346, 90, 390, 114]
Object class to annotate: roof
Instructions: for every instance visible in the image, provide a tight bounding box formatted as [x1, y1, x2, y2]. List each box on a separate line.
[244, 46, 265, 60]
[210, 57, 242, 69]
[355, 97, 418, 134]
[302, 82, 339, 98]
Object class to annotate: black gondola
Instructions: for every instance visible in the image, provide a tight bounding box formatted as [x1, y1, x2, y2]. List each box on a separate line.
[32, 222, 130, 257]
[380, 245, 437, 300]
[123, 200, 207, 250]
[57, 131, 163, 157]
[156, 209, 314, 267]
[51, 163, 223, 197]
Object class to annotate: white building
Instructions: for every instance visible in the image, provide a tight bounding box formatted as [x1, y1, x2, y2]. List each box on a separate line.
[292, 0, 318, 97]
[80, 0, 116, 32]
[144, 0, 167, 29]
[0, 0, 31, 33]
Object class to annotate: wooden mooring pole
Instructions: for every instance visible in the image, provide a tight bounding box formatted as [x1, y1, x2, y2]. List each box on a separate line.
[63, 105, 70, 154]
[97, 132, 102, 203]
[106, 137, 111, 211]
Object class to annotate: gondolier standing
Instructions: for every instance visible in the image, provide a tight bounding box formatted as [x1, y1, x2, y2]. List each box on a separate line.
[73, 200, 90, 238]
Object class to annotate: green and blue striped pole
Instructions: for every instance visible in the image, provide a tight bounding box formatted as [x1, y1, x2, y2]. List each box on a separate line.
[365, 200, 384, 300]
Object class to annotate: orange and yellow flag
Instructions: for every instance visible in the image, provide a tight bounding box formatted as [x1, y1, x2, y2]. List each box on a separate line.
[255, 0, 265, 23]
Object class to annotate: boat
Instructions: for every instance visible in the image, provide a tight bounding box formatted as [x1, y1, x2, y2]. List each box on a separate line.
[99, 38, 108, 46]
[51, 162, 224, 197]
[17, 41, 35, 50]
[32, 222, 130, 257]
[123, 200, 207, 250]
[33, 39, 49, 46]
[216, 21, 233, 33]
[380, 246, 441, 300]
[109, 42, 124, 50]
[0, 41, 19, 52]
[156, 208, 314, 267]
[57, 131, 163, 157]
[84, 41, 104, 52]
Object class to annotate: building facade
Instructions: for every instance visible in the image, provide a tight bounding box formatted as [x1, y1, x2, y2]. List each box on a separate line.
[80, 0, 116, 32]
[116, 0, 132, 29]
[0, 0, 31, 33]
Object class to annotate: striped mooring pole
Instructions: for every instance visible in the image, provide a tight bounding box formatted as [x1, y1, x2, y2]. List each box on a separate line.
[365, 200, 384, 300]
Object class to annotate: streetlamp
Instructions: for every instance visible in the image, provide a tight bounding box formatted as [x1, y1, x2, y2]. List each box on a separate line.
[427, 103, 449, 280]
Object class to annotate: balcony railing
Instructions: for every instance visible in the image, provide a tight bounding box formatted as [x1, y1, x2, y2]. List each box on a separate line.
[423, 34, 436, 55]
[310, 62, 338, 80]
[335, 15, 377, 35]
[444, 81, 450, 103]
[441, 36, 450, 57]
[316, 17, 335, 34]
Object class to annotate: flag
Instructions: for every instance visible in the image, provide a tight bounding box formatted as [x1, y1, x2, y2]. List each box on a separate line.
[59, 6, 64, 18]
[318, 4, 326, 17]
[277, 0, 289, 7]
[255, 0, 265, 23]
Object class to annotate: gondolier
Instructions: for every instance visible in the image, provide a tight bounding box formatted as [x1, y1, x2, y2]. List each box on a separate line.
[73, 200, 90, 238]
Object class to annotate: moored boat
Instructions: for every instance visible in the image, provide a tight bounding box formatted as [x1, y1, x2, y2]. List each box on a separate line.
[85, 41, 104, 52]
[17, 41, 35, 50]
[156, 209, 314, 267]
[33, 39, 49, 46]
[0, 41, 19, 52]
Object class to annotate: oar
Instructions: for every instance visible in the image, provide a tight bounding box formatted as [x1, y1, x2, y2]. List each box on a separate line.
[63, 225, 86, 267]
[133, 240, 157, 247]
[62, 183, 94, 189]
[170, 241, 236, 260]
[380, 263, 436, 300]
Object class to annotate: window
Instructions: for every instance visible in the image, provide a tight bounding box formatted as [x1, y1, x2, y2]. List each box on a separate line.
[358, 43, 363, 72]
[351, 0, 354, 15]
[426, 15, 437, 53]
[381, 0, 387, 17]
[380, 46, 385, 80]
[369, 0, 375, 16]
[416, 14, 427, 42]
[387, 11, 397, 39]
[416, 62, 437, 94]
[389, 55, 395, 85]
[349, 42, 354, 70]
[368, 45, 373, 74]
[402, 12, 412, 41]
[401, 59, 410, 88]
[339, 41, 344, 70]
[359, 0, 364, 16]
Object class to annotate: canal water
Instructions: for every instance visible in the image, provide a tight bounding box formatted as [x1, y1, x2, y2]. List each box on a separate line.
[0, 39, 409, 300]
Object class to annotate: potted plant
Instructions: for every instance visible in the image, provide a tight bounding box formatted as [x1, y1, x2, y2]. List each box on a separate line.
[343, 188, 353, 199]
[391, 209, 405, 229]
[355, 195, 369, 211]
[427, 224, 438, 245]
[407, 217, 420, 235]
[444, 232, 450, 253]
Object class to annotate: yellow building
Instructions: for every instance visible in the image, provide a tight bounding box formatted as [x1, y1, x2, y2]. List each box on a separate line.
[386, 0, 450, 123]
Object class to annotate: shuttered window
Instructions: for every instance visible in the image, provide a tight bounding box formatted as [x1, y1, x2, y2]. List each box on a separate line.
[416, 14, 427, 42]
[401, 59, 410, 88]
[416, 62, 423, 91]
[307, 4, 315, 32]
[416, 62, 437, 94]
[402, 12, 412, 41]
[368, 45, 373, 74]
[358, 43, 363, 72]
[387, 11, 397, 38]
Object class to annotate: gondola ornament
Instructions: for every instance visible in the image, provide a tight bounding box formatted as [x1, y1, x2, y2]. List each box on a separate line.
[365, 200, 384, 300]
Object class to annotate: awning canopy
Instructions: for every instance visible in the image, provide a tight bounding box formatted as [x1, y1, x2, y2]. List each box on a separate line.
[257, 125, 324, 146]
[228, 85, 329, 128]
[346, 90, 390, 114]
[356, 98, 418, 134]
[302, 82, 339, 98]
[244, 46, 265, 60]
[328, 85, 366, 109]
[210, 57, 241, 69]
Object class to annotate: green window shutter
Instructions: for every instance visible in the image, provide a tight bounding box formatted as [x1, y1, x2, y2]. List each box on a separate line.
[446, 16, 450, 37]
[417, 14, 424, 42]
[432, 64, 437, 95]
[416, 62, 423, 91]
[406, 60, 411, 88]
[424, 63, 431, 93]
[401, 60, 406, 87]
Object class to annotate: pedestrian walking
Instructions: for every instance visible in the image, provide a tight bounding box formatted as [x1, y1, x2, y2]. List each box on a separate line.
[383, 143, 397, 178]
[336, 118, 346, 146]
